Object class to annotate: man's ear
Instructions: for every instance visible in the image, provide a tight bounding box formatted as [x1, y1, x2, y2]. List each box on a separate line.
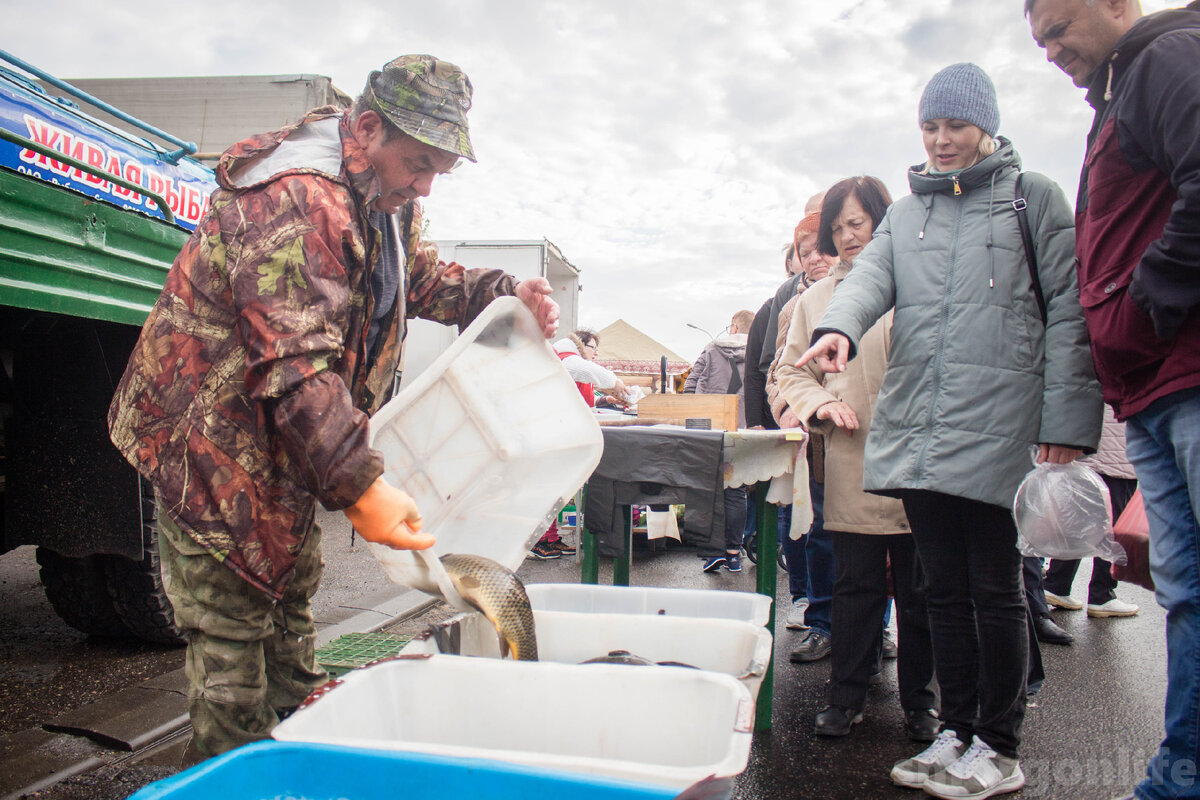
[1104, 0, 1134, 22]
[351, 110, 384, 149]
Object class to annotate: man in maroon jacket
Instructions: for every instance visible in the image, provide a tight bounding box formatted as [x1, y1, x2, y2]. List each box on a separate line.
[1028, 2, 1200, 797]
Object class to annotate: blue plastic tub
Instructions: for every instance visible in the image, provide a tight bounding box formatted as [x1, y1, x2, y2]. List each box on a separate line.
[127, 740, 681, 799]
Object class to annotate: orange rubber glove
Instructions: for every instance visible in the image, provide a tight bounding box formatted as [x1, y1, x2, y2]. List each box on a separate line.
[343, 477, 435, 550]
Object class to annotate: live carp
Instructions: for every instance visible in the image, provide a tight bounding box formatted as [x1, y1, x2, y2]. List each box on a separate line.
[440, 553, 538, 661]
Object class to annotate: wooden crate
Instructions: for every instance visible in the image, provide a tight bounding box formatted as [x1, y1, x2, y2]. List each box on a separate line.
[636, 394, 739, 431]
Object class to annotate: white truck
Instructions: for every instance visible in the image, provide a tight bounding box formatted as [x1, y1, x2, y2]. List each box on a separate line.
[51, 74, 351, 157]
[403, 239, 582, 384]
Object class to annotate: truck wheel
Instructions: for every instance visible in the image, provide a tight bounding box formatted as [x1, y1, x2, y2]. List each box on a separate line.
[35, 547, 132, 638]
[102, 483, 184, 646]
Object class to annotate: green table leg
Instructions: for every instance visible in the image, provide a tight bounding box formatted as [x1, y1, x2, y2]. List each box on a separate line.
[754, 487, 777, 732]
[578, 484, 599, 585]
[612, 506, 632, 586]
[581, 526, 599, 585]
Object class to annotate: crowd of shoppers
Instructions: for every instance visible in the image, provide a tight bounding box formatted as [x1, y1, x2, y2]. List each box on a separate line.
[735, 4, 1200, 789]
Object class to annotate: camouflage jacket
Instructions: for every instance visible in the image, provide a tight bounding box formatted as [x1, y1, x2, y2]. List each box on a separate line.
[108, 108, 516, 599]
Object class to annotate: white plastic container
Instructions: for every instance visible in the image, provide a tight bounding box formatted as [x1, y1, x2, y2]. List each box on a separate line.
[272, 654, 753, 789]
[368, 298, 604, 593]
[400, 609, 773, 700]
[525, 584, 773, 627]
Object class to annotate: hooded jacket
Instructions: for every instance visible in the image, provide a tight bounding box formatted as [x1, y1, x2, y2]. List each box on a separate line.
[814, 139, 1102, 509]
[684, 332, 748, 428]
[1075, 2, 1200, 419]
[108, 108, 517, 598]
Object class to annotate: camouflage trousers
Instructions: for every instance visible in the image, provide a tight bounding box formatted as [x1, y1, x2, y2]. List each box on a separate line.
[158, 504, 327, 758]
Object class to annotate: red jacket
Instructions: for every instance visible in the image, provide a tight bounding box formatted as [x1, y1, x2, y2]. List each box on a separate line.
[1075, 4, 1200, 418]
[558, 351, 595, 406]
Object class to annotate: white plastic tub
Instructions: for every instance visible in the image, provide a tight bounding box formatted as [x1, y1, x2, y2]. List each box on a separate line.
[367, 298, 604, 593]
[525, 584, 773, 627]
[272, 654, 753, 789]
[400, 609, 772, 700]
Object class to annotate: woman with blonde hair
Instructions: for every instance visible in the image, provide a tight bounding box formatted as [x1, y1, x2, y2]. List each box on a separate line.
[798, 63, 1101, 798]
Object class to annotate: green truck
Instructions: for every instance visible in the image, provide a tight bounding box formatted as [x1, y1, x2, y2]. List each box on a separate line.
[0, 51, 219, 643]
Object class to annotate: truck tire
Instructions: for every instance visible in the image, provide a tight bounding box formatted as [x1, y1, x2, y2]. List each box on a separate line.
[35, 547, 132, 638]
[102, 483, 184, 645]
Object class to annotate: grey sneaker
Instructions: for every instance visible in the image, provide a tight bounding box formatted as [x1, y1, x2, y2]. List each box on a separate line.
[890, 729, 968, 788]
[1044, 590, 1083, 610]
[785, 598, 810, 630]
[882, 628, 898, 659]
[923, 736, 1025, 799]
[1087, 598, 1140, 618]
[788, 630, 831, 662]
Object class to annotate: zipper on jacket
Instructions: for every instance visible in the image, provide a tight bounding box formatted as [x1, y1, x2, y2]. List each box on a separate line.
[916, 196, 965, 479]
[952, 175, 962, 196]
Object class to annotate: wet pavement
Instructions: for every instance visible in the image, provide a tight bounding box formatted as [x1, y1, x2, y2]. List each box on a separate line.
[1, 530, 1168, 800]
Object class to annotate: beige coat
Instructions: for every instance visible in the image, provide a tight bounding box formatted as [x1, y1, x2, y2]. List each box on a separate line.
[1079, 406, 1136, 480]
[775, 261, 910, 535]
[766, 291, 803, 427]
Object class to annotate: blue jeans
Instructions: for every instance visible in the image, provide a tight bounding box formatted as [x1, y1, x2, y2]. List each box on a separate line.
[744, 490, 758, 541]
[804, 477, 834, 636]
[1126, 387, 1200, 800]
[778, 504, 809, 600]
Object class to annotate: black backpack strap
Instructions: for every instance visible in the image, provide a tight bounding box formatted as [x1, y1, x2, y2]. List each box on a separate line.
[1013, 172, 1048, 326]
[721, 351, 743, 395]
[727, 364, 743, 395]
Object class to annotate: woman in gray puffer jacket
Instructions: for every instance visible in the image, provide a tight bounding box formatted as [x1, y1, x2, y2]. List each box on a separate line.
[798, 64, 1102, 799]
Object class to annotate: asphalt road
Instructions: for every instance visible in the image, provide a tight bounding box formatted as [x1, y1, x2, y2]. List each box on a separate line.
[0, 509, 403, 740]
[1, 527, 1169, 800]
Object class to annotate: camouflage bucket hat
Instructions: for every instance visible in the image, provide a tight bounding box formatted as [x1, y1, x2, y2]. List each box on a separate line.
[365, 54, 476, 162]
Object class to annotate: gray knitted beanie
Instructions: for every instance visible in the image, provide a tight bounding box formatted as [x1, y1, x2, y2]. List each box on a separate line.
[918, 63, 1000, 137]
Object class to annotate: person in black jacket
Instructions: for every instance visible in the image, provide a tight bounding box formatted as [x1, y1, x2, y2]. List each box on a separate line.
[1028, 2, 1200, 798]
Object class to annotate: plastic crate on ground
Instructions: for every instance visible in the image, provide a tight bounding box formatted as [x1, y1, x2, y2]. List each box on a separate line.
[127, 740, 681, 799]
[315, 631, 413, 678]
[524, 583, 773, 627]
[272, 654, 753, 789]
[400, 608, 772, 700]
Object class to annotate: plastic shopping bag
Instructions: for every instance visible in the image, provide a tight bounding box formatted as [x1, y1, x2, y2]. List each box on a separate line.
[1012, 454, 1127, 563]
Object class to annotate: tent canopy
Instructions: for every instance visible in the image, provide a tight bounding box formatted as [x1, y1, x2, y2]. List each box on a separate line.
[592, 319, 691, 376]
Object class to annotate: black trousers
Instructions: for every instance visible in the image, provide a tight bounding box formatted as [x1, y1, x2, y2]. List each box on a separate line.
[901, 491, 1028, 759]
[723, 487, 748, 552]
[827, 530, 936, 714]
[1043, 475, 1137, 604]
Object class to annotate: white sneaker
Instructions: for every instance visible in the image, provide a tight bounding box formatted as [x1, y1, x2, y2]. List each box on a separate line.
[1044, 591, 1083, 610]
[923, 736, 1025, 799]
[891, 730, 968, 788]
[1087, 598, 1140, 618]
[785, 598, 810, 630]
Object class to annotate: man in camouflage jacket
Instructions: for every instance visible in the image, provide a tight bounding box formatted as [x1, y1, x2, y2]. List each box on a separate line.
[108, 55, 559, 758]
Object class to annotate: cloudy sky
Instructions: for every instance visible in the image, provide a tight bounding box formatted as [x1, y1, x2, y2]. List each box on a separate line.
[8, 0, 1178, 361]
